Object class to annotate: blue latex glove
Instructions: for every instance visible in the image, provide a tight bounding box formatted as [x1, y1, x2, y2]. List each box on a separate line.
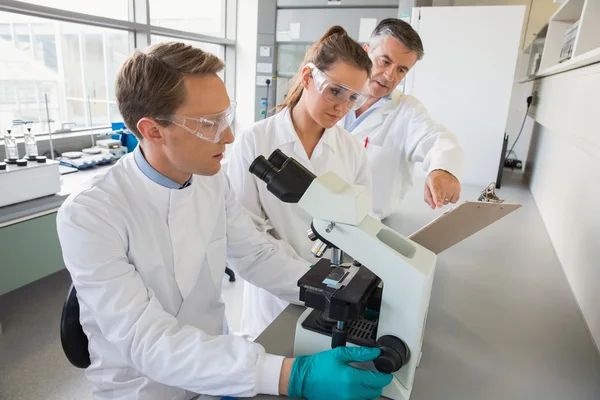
[288, 346, 393, 400]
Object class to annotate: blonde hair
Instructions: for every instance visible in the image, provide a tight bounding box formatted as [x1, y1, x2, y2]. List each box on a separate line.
[116, 42, 225, 139]
[276, 26, 372, 113]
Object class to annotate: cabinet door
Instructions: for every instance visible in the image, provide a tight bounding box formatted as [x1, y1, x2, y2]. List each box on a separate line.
[0, 213, 65, 296]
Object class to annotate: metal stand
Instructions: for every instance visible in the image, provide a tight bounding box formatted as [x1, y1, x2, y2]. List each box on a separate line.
[87, 96, 96, 147]
[44, 93, 55, 160]
[332, 321, 347, 348]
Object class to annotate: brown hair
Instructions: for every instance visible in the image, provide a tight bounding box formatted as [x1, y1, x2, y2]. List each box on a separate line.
[276, 26, 372, 113]
[116, 42, 225, 139]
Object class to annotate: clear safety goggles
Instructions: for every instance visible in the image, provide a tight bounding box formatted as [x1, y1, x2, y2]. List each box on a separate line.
[156, 101, 236, 143]
[306, 63, 368, 110]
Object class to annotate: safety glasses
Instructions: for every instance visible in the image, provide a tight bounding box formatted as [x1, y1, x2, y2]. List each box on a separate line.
[306, 63, 368, 110]
[156, 101, 236, 143]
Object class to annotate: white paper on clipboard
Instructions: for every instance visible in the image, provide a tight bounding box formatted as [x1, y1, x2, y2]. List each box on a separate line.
[408, 201, 522, 254]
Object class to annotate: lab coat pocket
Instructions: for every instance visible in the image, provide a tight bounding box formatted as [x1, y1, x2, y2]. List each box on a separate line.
[206, 237, 227, 293]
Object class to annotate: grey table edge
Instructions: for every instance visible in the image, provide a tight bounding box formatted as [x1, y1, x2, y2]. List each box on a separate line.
[198, 305, 318, 400]
[0, 194, 68, 227]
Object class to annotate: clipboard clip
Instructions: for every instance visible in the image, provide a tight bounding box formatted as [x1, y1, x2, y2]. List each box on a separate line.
[478, 182, 504, 203]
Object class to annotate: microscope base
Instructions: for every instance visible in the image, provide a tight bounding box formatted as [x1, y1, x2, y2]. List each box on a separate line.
[294, 308, 412, 400]
[300, 308, 377, 347]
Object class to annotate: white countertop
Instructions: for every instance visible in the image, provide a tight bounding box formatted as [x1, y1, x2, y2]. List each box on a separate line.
[0, 158, 230, 228]
[0, 164, 112, 228]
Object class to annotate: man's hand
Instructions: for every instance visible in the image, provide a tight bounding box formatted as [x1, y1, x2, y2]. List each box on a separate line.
[424, 170, 461, 209]
[284, 347, 392, 400]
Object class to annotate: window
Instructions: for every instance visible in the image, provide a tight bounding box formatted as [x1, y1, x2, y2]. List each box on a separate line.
[277, 43, 312, 75]
[1, 1, 235, 140]
[0, 12, 130, 135]
[276, 44, 311, 105]
[151, 35, 225, 60]
[149, 0, 226, 38]
[21, 0, 129, 21]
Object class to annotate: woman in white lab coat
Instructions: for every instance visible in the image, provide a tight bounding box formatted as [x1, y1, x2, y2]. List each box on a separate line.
[228, 26, 374, 340]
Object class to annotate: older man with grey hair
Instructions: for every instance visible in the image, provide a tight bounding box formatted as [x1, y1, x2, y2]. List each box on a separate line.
[341, 18, 465, 220]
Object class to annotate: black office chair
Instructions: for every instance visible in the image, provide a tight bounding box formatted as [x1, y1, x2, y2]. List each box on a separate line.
[60, 284, 91, 369]
[60, 267, 235, 369]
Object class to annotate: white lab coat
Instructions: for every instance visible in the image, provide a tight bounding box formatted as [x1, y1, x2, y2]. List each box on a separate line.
[340, 91, 465, 219]
[228, 109, 372, 340]
[56, 153, 310, 400]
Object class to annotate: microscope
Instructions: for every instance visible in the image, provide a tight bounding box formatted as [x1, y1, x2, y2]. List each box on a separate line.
[250, 150, 437, 400]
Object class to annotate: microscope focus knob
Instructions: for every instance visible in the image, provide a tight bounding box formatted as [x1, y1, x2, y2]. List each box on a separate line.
[374, 335, 410, 374]
[306, 228, 317, 241]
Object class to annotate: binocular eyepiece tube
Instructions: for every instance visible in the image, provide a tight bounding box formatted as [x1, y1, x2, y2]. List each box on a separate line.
[248, 150, 316, 204]
[249, 155, 278, 184]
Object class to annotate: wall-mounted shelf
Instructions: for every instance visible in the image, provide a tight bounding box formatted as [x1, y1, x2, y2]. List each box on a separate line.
[520, 46, 600, 83]
[519, 0, 599, 82]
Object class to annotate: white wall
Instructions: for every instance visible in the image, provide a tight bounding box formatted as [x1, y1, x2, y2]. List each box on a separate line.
[438, 1, 560, 167]
[234, 0, 259, 136]
[452, 0, 559, 49]
[504, 52, 536, 167]
[470, 0, 560, 167]
[525, 0, 561, 47]
[408, 5, 524, 186]
[526, 63, 600, 350]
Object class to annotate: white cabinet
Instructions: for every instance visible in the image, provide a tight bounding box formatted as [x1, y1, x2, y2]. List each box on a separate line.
[522, 0, 600, 80]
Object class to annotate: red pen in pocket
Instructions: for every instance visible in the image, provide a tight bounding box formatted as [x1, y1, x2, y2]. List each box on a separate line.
[364, 137, 369, 148]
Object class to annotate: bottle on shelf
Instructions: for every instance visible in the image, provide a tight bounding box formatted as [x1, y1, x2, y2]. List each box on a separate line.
[3, 129, 19, 162]
[24, 127, 39, 161]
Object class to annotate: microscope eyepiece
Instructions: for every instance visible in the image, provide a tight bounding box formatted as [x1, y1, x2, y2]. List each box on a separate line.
[268, 148, 289, 169]
[249, 150, 316, 203]
[249, 155, 278, 184]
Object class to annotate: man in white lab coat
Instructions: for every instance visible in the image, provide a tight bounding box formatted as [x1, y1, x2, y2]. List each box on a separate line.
[57, 42, 391, 400]
[343, 18, 465, 219]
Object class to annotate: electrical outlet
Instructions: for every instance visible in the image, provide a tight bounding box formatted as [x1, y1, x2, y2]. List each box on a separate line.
[531, 90, 538, 106]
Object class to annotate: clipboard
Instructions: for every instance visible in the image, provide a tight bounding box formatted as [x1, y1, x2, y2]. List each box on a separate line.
[408, 201, 522, 254]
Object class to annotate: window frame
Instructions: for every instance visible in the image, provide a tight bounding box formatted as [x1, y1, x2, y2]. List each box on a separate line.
[0, 0, 236, 139]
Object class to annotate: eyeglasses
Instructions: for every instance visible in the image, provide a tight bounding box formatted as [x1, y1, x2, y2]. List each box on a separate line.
[156, 101, 236, 143]
[306, 63, 368, 110]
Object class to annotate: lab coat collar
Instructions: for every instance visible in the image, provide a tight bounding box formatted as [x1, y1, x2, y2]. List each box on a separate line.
[349, 92, 399, 137]
[274, 108, 338, 154]
[134, 145, 192, 189]
[386, 90, 404, 113]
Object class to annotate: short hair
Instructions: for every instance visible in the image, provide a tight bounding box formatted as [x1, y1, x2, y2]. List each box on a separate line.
[369, 18, 424, 60]
[116, 42, 225, 139]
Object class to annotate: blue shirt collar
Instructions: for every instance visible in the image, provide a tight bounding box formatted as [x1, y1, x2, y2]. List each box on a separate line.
[134, 146, 192, 189]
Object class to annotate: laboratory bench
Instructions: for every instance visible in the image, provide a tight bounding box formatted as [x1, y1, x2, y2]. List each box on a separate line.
[202, 301, 600, 400]
[201, 173, 600, 400]
[0, 166, 111, 229]
[0, 166, 113, 298]
[0, 160, 230, 332]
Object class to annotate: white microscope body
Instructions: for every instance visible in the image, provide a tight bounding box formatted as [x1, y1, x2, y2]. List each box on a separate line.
[294, 171, 437, 400]
[249, 151, 436, 400]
